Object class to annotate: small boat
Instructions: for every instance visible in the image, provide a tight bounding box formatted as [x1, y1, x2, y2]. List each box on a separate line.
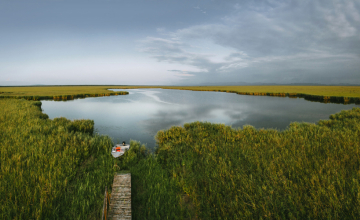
[111, 141, 130, 158]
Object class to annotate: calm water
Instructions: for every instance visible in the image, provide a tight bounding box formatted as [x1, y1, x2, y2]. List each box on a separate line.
[41, 89, 358, 149]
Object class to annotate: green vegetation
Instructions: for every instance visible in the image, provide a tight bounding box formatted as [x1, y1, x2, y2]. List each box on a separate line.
[1, 85, 360, 103]
[157, 85, 360, 98]
[0, 98, 189, 219]
[117, 141, 192, 219]
[0, 85, 128, 101]
[0, 99, 115, 219]
[2, 87, 360, 219]
[150, 85, 360, 104]
[118, 107, 360, 219]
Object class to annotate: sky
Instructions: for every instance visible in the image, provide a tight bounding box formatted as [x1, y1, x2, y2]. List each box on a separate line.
[1, 0, 359, 86]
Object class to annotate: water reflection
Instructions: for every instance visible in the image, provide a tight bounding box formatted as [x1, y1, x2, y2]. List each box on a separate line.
[41, 89, 358, 149]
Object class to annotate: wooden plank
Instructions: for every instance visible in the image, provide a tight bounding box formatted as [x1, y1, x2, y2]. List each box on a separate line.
[107, 173, 131, 220]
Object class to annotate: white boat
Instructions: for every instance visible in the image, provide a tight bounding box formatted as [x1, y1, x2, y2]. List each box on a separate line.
[111, 142, 130, 158]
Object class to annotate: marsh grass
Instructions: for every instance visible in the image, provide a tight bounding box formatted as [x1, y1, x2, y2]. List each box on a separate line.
[0, 86, 128, 101]
[2, 89, 360, 219]
[154, 107, 360, 219]
[0, 99, 116, 219]
[116, 107, 360, 219]
[118, 85, 360, 104]
[1, 85, 360, 104]
[155, 86, 360, 104]
[115, 141, 193, 220]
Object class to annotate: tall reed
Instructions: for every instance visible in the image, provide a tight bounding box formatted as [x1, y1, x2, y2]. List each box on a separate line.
[0, 99, 116, 219]
[155, 107, 360, 219]
[3, 96, 360, 219]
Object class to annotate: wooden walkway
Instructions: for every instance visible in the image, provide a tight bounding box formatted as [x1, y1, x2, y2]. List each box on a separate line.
[107, 173, 131, 220]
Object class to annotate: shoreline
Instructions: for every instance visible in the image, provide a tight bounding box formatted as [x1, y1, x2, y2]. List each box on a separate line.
[1, 85, 360, 104]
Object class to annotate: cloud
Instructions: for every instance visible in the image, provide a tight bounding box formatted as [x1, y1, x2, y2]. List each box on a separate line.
[139, 0, 360, 84]
[194, 5, 207, 14]
[176, 0, 360, 57]
[140, 36, 251, 75]
[168, 70, 194, 77]
[216, 62, 248, 72]
[321, 1, 358, 38]
[140, 37, 224, 72]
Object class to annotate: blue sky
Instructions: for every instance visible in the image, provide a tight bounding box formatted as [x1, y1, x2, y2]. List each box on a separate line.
[1, 0, 359, 85]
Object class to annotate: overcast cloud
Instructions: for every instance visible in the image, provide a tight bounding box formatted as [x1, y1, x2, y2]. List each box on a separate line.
[0, 0, 359, 85]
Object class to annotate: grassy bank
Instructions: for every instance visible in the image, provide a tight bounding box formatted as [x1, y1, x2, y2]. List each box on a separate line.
[151, 86, 360, 104]
[152, 107, 360, 219]
[77, 84, 360, 103]
[116, 107, 360, 219]
[0, 85, 128, 101]
[0, 99, 116, 219]
[2, 85, 359, 103]
[157, 85, 360, 97]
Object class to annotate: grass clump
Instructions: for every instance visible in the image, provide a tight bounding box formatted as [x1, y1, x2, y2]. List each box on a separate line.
[0, 99, 116, 219]
[153, 107, 360, 219]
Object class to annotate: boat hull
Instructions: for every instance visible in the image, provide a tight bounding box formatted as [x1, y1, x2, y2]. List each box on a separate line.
[111, 144, 130, 158]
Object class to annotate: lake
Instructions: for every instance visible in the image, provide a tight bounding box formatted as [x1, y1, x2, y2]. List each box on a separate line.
[41, 89, 358, 149]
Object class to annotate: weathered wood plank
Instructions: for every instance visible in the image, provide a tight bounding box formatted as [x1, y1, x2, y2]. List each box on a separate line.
[107, 173, 131, 220]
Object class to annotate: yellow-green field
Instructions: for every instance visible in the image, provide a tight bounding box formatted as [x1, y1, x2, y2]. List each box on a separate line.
[141, 85, 360, 103]
[0, 86, 129, 100]
[1, 85, 360, 103]
[0, 86, 128, 96]
[157, 85, 360, 98]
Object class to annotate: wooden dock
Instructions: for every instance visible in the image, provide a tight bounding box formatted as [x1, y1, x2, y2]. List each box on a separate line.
[107, 173, 131, 220]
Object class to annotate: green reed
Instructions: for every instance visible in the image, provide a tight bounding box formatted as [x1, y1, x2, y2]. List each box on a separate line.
[0, 99, 116, 219]
[116, 107, 360, 219]
[2, 96, 360, 219]
[154, 107, 360, 219]
[115, 141, 193, 220]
